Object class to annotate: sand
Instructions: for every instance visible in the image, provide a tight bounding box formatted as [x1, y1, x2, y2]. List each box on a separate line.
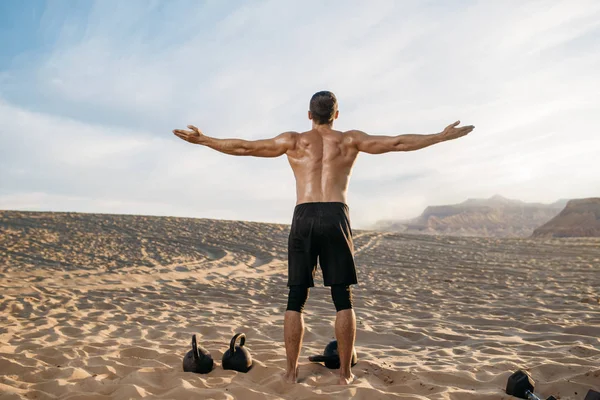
[1, 211, 599, 399]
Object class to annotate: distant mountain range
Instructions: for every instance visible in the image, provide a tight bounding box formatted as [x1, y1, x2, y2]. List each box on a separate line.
[532, 198, 600, 238]
[372, 195, 569, 238]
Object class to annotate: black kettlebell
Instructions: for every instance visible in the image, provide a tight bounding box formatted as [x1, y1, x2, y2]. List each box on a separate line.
[222, 333, 252, 373]
[182, 334, 214, 374]
[308, 340, 358, 369]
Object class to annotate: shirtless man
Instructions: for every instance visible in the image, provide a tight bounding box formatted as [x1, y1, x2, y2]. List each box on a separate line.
[173, 91, 474, 385]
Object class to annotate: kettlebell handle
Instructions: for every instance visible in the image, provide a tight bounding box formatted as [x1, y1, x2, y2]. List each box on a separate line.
[229, 333, 246, 353]
[192, 334, 199, 360]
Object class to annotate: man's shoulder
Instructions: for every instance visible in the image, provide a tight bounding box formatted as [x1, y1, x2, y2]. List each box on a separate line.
[275, 131, 300, 141]
[292, 129, 365, 147]
[295, 128, 361, 136]
[341, 129, 368, 145]
[343, 129, 366, 136]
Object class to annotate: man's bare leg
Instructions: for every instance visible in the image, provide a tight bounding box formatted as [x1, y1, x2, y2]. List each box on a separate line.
[284, 310, 304, 383]
[335, 308, 356, 385]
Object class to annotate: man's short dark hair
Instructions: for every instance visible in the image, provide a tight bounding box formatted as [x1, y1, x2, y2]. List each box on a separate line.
[309, 91, 338, 125]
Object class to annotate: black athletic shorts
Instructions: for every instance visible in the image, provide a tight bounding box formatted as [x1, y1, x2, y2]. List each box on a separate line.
[287, 202, 358, 287]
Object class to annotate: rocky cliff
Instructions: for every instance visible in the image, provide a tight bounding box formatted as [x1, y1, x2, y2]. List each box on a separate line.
[373, 195, 567, 237]
[532, 198, 600, 238]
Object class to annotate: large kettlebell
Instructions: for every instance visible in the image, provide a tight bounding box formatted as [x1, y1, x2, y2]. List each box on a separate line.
[222, 333, 252, 373]
[182, 334, 214, 374]
[308, 340, 358, 369]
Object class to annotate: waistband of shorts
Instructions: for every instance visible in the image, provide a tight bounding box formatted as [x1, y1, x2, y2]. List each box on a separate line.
[294, 202, 349, 212]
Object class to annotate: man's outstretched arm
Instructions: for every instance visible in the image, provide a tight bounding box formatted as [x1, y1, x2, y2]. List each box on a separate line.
[173, 125, 296, 157]
[350, 121, 474, 154]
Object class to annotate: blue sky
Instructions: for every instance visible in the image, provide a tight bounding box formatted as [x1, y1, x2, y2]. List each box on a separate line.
[1, 0, 599, 228]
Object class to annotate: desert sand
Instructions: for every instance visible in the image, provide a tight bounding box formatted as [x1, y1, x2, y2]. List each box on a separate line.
[1, 211, 599, 399]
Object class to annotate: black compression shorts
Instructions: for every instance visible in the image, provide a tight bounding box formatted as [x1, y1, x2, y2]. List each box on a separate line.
[287, 202, 358, 287]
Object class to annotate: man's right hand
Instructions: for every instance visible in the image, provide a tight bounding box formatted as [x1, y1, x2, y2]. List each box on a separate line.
[440, 121, 475, 141]
[173, 125, 206, 145]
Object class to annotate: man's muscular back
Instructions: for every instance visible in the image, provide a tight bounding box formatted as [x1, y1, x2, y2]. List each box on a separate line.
[286, 127, 359, 205]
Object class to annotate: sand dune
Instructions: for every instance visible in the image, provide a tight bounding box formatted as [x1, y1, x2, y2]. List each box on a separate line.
[1, 211, 599, 399]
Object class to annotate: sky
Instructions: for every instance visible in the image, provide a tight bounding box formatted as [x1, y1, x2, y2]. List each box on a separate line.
[1, 0, 599, 228]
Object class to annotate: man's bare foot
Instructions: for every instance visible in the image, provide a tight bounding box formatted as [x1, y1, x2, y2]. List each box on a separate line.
[338, 373, 356, 385]
[283, 368, 298, 384]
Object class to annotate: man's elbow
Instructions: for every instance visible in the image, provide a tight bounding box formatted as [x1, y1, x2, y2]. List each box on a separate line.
[394, 144, 411, 152]
[234, 142, 256, 156]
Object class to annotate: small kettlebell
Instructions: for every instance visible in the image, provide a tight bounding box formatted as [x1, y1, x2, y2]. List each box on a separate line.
[222, 333, 252, 373]
[308, 340, 358, 369]
[182, 334, 214, 374]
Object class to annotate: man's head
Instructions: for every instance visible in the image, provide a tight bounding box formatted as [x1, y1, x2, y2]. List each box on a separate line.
[309, 91, 339, 126]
